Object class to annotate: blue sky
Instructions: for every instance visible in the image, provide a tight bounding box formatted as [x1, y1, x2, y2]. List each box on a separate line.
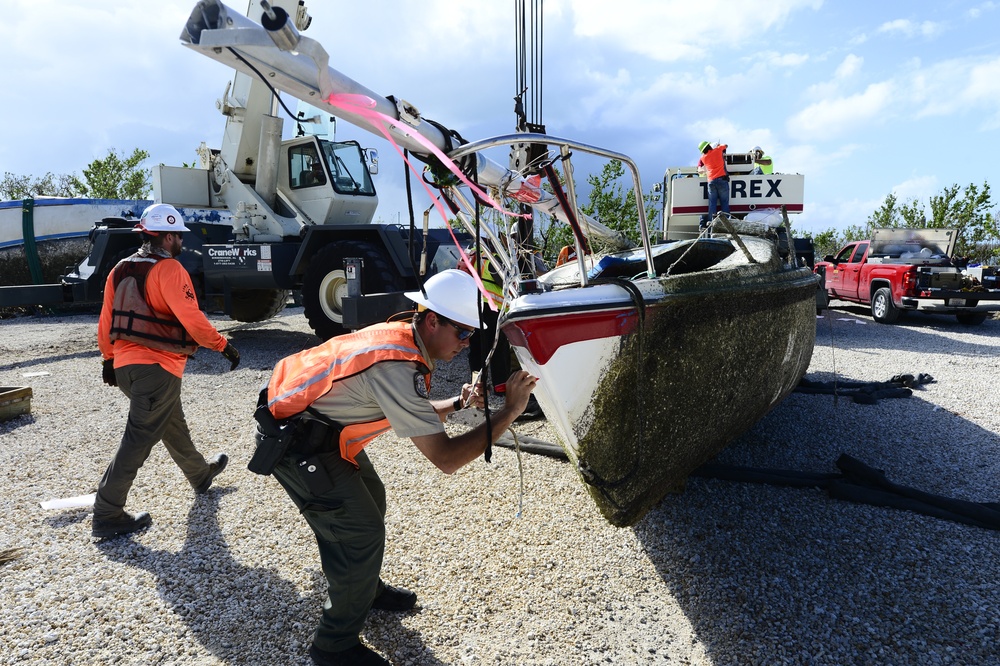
[3, 0, 999, 237]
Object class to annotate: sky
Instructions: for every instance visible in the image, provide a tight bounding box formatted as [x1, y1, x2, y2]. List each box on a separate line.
[3, 0, 999, 237]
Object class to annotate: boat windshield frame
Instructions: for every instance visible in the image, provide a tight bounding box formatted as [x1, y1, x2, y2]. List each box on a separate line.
[448, 133, 655, 286]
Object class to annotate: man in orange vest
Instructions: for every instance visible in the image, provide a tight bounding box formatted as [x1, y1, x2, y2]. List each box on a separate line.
[259, 269, 537, 666]
[94, 203, 240, 539]
[697, 140, 730, 226]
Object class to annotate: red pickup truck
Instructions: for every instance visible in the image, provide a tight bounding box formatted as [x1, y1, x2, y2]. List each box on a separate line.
[814, 228, 1000, 325]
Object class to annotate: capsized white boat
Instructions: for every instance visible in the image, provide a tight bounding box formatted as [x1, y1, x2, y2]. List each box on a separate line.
[440, 137, 819, 527]
[176, 0, 818, 527]
[0, 198, 151, 249]
[0, 198, 234, 285]
[0, 198, 151, 285]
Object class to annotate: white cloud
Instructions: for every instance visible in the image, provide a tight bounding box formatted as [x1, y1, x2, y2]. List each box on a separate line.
[835, 54, 863, 79]
[567, 0, 823, 62]
[877, 18, 944, 38]
[908, 56, 1000, 127]
[755, 51, 811, 68]
[967, 2, 996, 19]
[787, 82, 895, 139]
[892, 176, 939, 203]
[797, 197, 881, 235]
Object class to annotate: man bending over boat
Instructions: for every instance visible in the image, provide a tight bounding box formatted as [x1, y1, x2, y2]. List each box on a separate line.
[254, 269, 537, 666]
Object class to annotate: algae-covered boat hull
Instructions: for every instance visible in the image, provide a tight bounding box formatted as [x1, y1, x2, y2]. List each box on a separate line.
[502, 236, 818, 526]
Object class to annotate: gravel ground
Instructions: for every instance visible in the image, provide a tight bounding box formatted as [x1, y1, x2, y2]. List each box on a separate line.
[1, 303, 998, 665]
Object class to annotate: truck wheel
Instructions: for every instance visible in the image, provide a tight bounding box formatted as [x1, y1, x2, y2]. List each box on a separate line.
[229, 288, 289, 322]
[302, 241, 403, 340]
[871, 287, 901, 324]
[956, 312, 987, 326]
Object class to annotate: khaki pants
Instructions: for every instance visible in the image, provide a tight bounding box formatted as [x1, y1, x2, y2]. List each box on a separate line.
[94, 363, 210, 521]
[273, 448, 386, 652]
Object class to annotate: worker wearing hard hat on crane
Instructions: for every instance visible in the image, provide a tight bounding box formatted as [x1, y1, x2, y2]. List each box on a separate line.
[750, 146, 773, 175]
[93, 203, 240, 539]
[697, 140, 730, 226]
[255, 268, 537, 666]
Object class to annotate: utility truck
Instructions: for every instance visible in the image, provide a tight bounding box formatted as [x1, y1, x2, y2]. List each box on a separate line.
[814, 228, 1000, 325]
[657, 152, 816, 269]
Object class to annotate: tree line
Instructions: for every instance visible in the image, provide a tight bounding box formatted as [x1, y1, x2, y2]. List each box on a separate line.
[805, 182, 999, 263]
[8, 148, 998, 267]
[1, 148, 152, 201]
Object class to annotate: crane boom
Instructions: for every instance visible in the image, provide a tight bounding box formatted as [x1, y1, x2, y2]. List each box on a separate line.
[180, 0, 629, 248]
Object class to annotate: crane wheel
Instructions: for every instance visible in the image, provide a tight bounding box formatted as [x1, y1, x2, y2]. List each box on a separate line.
[229, 288, 289, 322]
[302, 241, 403, 340]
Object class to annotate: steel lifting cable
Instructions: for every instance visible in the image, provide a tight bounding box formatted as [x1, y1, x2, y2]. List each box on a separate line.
[515, 0, 544, 129]
[532, 0, 543, 126]
[402, 149, 427, 299]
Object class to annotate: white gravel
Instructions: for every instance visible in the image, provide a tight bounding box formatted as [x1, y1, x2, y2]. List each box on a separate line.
[1, 302, 998, 665]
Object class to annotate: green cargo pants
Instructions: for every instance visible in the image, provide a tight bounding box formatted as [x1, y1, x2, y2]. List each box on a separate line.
[272, 447, 386, 652]
[94, 363, 211, 521]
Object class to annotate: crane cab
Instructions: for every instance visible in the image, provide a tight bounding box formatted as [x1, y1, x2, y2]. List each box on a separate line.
[278, 136, 378, 226]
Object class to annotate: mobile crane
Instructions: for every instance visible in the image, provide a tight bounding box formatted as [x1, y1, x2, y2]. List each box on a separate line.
[2, 0, 466, 340]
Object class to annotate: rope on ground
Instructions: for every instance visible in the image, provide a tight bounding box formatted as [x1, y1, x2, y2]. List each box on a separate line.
[795, 373, 934, 404]
[505, 427, 526, 518]
[693, 453, 1000, 531]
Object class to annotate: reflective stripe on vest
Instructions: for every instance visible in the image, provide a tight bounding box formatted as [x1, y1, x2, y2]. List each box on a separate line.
[109, 254, 198, 355]
[476, 255, 504, 300]
[266, 322, 431, 467]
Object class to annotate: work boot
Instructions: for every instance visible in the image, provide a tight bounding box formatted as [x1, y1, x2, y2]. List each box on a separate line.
[195, 453, 229, 494]
[92, 511, 152, 539]
[371, 580, 417, 611]
[308, 643, 389, 666]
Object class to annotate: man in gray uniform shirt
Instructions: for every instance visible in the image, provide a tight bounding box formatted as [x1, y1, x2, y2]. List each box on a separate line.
[258, 269, 537, 666]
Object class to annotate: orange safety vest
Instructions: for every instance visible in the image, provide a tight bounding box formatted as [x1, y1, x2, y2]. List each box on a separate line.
[266, 322, 431, 466]
[109, 254, 199, 355]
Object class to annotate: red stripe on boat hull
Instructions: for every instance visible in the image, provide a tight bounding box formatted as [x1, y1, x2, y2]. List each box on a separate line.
[502, 308, 639, 365]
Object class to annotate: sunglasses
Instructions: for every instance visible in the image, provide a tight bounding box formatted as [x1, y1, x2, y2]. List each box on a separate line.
[437, 314, 475, 341]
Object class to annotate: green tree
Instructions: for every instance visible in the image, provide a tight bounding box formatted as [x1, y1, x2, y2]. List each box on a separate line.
[1, 171, 83, 200]
[925, 182, 995, 257]
[77, 148, 152, 199]
[2, 147, 151, 202]
[580, 159, 655, 247]
[867, 192, 900, 231]
[808, 228, 842, 259]
[862, 182, 998, 261]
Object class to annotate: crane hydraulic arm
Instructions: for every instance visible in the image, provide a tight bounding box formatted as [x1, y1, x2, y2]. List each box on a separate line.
[179, 0, 630, 248]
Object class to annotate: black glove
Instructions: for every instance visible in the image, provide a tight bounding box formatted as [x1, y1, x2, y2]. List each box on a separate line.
[102, 359, 118, 387]
[222, 342, 240, 371]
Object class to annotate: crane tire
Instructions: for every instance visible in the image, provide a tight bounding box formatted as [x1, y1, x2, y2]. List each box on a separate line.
[302, 240, 403, 340]
[229, 288, 289, 322]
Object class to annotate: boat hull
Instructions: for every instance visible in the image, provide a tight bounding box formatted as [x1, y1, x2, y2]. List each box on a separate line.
[502, 237, 818, 526]
[0, 199, 151, 286]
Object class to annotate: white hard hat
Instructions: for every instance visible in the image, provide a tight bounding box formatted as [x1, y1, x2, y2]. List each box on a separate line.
[134, 203, 190, 233]
[405, 269, 486, 329]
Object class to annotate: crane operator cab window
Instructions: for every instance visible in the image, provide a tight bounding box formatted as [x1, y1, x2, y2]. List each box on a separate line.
[290, 145, 328, 189]
[320, 140, 377, 197]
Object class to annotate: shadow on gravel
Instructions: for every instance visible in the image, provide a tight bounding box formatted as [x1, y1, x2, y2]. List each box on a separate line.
[93, 486, 443, 665]
[95, 487, 313, 664]
[182, 327, 321, 377]
[0, 350, 96, 372]
[819, 306, 999, 355]
[631, 380, 1000, 664]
